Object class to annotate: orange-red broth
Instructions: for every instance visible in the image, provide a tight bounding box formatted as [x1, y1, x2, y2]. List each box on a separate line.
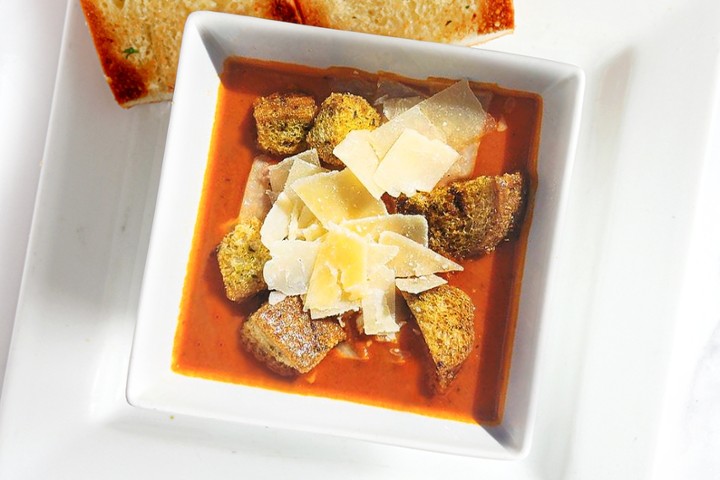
[172, 57, 541, 425]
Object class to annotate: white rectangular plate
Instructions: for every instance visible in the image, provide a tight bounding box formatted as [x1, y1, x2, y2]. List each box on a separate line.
[1, 0, 719, 478]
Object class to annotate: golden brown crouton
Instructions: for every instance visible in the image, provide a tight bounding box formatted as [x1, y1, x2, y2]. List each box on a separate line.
[241, 296, 346, 376]
[306, 92, 381, 167]
[216, 217, 270, 302]
[397, 172, 525, 259]
[402, 285, 475, 392]
[253, 92, 318, 156]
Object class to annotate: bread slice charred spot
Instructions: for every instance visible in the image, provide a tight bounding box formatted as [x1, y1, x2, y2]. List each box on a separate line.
[80, 0, 152, 106]
[478, 0, 514, 35]
[270, 0, 303, 23]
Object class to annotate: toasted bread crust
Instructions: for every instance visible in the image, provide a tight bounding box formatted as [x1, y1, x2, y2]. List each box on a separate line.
[80, 0, 151, 106]
[79, 0, 302, 107]
[80, 0, 514, 108]
[296, 0, 513, 45]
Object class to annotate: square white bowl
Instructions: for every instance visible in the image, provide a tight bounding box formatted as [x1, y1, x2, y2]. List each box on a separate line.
[127, 11, 584, 459]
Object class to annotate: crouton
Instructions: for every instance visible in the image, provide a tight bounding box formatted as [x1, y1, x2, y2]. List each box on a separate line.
[306, 92, 381, 167]
[253, 92, 318, 156]
[241, 296, 346, 376]
[402, 285, 475, 392]
[216, 217, 270, 302]
[397, 172, 525, 259]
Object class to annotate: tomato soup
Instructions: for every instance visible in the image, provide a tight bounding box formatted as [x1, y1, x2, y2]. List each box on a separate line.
[172, 57, 541, 425]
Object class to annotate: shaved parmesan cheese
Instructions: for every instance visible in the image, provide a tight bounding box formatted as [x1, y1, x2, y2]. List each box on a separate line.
[396, 275, 447, 294]
[360, 266, 399, 335]
[368, 106, 445, 159]
[332, 130, 385, 199]
[438, 142, 479, 187]
[304, 261, 343, 312]
[268, 149, 321, 194]
[262, 155, 328, 245]
[342, 214, 429, 246]
[285, 159, 325, 197]
[268, 159, 292, 195]
[295, 149, 321, 166]
[268, 291, 287, 305]
[333, 233, 369, 295]
[264, 240, 321, 295]
[379, 231, 462, 277]
[418, 80, 490, 150]
[296, 205, 317, 229]
[299, 222, 326, 242]
[305, 228, 369, 311]
[285, 203, 322, 242]
[309, 300, 361, 320]
[285, 201, 302, 241]
[291, 169, 387, 226]
[381, 96, 424, 120]
[260, 192, 295, 246]
[373, 129, 459, 197]
[367, 243, 400, 271]
[375, 78, 424, 103]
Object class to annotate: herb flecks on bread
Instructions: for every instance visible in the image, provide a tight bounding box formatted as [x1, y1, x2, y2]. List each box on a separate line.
[80, 0, 514, 108]
[79, 0, 302, 107]
[297, 0, 514, 45]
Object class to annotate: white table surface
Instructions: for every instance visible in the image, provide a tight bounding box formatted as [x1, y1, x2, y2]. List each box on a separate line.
[1, 1, 719, 478]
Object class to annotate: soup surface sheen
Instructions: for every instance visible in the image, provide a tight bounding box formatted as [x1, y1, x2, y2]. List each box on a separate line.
[172, 57, 541, 425]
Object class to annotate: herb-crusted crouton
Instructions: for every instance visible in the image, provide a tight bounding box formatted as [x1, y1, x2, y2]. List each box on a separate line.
[253, 92, 318, 156]
[216, 217, 270, 302]
[306, 92, 381, 167]
[241, 296, 346, 376]
[402, 285, 475, 392]
[397, 172, 525, 259]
